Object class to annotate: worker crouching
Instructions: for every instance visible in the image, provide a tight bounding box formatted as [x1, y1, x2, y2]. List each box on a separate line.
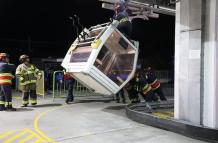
[16, 55, 42, 107]
[145, 67, 167, 101]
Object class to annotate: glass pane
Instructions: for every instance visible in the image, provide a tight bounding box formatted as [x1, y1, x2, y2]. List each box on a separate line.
[94, 30, 136, 86]
[70, 44, 92, 63]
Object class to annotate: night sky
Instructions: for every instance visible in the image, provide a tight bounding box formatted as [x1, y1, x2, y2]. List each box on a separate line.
[0, 0, 175, 69]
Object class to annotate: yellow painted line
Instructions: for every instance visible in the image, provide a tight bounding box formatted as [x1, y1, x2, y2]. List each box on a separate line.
[34, 139, 46, 143]
[24, 129, 44, 141]
[18, 134, 34, 143]
[34, 106, 65, 143]
[165, 111, 174, 116]
[3, 130, 27, 143]
[152, 112, 170, 119]
[0, 130, 16, 140]
[15, 97, 22, 100]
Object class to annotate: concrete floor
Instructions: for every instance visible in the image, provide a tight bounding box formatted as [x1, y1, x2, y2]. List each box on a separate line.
[0, 95, 208, 143]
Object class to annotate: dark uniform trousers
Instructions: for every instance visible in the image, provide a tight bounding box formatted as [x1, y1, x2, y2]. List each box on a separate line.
[0, 85, 12, 109]
[21, 83, 37, 105]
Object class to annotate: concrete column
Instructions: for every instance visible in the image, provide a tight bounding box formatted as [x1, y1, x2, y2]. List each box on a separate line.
[174, 0, 202, 124]
[175, 0, 218, 128]
[202, 0, 218, 128]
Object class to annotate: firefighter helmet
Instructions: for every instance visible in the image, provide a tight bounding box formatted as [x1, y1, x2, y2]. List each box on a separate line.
[0, 53, 8, 61]
[19, 54, 29, 63]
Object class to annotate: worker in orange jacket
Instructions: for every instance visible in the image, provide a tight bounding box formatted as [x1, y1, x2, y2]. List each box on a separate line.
[0, 53, 16, 111]
[144, 67, 167, 101]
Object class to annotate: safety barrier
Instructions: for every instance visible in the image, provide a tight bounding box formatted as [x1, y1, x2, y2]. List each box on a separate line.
[52, 71, 103, 100]
[36, 71, 45, 97]
[155, 70, 172, 83]
[52, 71, 65, 99]
[73, 80, 102, 97]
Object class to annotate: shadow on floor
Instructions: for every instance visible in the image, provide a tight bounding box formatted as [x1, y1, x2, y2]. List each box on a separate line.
[103, 105, 126, 110]
[102, 105, 127, 117]
[16, 108, 34, 112]
[31, 103, 63, 108]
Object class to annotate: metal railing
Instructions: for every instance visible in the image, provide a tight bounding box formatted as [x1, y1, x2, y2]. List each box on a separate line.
[52, 71, 102, 100]
[52, 71, 65, 99]
[155, 70, 173, 83]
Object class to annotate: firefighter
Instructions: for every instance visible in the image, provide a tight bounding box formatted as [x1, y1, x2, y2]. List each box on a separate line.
[144, 67, 167, 101]
[16, 55, 42, 107]
[139, 71, 158, 102]
[113, 0, 132, 38]
[126, 72, 140, 104]
[0, 53, 16, 111]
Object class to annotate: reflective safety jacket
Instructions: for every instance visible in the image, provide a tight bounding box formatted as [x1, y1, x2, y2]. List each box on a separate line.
[145, 71, 160, 90]
[0, 62, 16, 85]
[16, 64, 41, 86]
[113, 10, 130, 24]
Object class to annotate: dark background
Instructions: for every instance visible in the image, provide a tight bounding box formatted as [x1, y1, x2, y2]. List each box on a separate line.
[0, 0, 175, 69]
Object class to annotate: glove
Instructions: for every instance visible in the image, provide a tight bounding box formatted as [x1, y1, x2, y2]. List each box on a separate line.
[37, 73, 42, 80]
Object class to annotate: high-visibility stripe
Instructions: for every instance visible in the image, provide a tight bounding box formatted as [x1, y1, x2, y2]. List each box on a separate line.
[20, 81, 31, 85]
[143, 84, 152, 94]
[143, 84, 149, 90]
[22, 101, 29, 105]
[119, 17, 129, 23]
[151, 79, 157, 85]
[0, 101, 5, 105]
[0, 73, 13, 84]
[30, 100, 37, 104]
[0, 79, 11, 82]
[31, 80, 37, 83]
[21, 79, 37, 85]
[0, 81, 12, 83]
[0, 76, 13, 80]
[27, 71, 35, 74]
[22, 72, 34, 75]
[5, 102, 12, 106]
[19, 77, 24, 81]
[0, 73, 13, 76]
[16, 71, 22, 75]
[0, 79, 12, 84]
[151, 80, 160, 90]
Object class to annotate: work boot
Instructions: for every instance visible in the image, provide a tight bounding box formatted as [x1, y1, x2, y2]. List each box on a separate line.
[65, 99, 70, 104]
[65, 98, 74, 104]
[116, 99, 120, 103]
[6, 106, 16, 111]
[21, 104, 28, 107]
[31, 103, 37, 106]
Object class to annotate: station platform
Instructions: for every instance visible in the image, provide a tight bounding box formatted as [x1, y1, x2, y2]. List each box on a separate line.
[0, 94, 208, 143]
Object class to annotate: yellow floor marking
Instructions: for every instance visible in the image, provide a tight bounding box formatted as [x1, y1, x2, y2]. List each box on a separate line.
[18, 134, 34, 143]
[165, 111, 174, 116]
[24, 129, 45, 141]
[3, 130, 27, 143]
[33, 139, 47, 143]
[0, 130, 16, 140]
[152, 112, 170, 119]
[34, 106, 65, 143]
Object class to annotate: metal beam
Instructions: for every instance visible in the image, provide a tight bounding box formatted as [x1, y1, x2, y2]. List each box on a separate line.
[99, 0, 175, 16]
